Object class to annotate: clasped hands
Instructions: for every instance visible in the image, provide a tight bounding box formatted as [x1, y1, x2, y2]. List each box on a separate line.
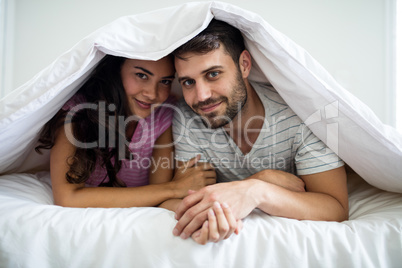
[172, 158, 306, 245]
[173, 183, 253, 245]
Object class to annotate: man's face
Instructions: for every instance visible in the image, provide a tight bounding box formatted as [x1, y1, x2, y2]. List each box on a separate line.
[175, 47, 247, 129]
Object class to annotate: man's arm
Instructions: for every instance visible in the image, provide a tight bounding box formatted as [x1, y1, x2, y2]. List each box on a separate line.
[173, 166, 348, 239]
[248, 169, 306, 192]
[256, 166, 348, 221]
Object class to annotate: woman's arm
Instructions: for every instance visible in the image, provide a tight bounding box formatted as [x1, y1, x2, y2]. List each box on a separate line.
[148, 126, 189, 212]
[150, 127, 217, 211]
[50, 125, 214, 208]
[148, 126, 175, 185]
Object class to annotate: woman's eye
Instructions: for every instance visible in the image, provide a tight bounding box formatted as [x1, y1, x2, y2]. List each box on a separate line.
[136, 73, 148, 80]
[161, 79, 173, 86]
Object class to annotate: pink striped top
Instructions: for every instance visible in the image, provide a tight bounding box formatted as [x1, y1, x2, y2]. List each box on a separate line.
[62, 94, 176, 187]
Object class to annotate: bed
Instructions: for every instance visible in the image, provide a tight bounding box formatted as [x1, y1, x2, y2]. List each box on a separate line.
[1, 1, 401, 267]
[0, 170, 401, 267]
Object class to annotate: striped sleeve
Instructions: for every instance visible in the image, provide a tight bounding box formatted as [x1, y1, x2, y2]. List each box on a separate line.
[294, 123, 344, 175]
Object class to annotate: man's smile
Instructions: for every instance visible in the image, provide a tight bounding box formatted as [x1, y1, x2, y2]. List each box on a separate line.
[199, 101, 223, 113]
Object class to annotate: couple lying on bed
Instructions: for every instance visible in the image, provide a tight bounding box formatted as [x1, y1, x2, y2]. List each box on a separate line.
[36, 19, 349, 245]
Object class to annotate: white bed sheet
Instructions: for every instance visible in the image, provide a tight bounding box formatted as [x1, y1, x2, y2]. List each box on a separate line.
[0, 172, 401, 268]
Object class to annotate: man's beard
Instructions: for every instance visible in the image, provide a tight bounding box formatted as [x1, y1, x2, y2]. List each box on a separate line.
[192, 69, 248, 129]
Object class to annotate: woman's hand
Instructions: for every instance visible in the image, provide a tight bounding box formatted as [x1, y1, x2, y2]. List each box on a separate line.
[172, 156, 216, 198]
[191, 201, 243, 245]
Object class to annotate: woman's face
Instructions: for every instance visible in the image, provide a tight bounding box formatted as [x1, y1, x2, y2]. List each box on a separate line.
[120, 56, 175, 118]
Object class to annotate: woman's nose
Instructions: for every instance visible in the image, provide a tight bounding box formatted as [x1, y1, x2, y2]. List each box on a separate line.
[142, 83, 157, 100]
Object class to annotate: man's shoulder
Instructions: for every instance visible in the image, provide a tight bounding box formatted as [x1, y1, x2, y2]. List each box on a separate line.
[173, 98, 205, 127]
[176, 97, 191, 110]
[251, 81, 289, 107]
[175, 98, 196, 118]
[251, 81, 300, 122]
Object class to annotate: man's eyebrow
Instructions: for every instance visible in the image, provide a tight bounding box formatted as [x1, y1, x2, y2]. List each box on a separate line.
[178, 76, 191, 83]
[201, 65, 224, 74]
[178, 65, 224, 82]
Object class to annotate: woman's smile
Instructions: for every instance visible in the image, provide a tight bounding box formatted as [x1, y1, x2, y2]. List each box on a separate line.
[135, 98, 154, 109]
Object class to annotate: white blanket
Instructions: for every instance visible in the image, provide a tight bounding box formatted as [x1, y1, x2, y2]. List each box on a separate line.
[0, 1, 401, 192]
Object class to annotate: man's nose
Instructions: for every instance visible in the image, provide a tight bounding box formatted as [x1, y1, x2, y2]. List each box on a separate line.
[195, 81, 212, 102]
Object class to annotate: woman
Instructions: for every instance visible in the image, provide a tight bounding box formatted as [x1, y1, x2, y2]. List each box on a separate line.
[36, 54, 215, 208]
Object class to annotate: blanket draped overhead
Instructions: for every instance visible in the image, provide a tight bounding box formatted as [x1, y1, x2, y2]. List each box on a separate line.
[0, 1, 401, 192]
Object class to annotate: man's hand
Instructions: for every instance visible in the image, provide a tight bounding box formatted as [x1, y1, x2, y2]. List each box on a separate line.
[173, 179, 261, 239]
[190, 201, 243, 245]
[172, 169, 305, 240]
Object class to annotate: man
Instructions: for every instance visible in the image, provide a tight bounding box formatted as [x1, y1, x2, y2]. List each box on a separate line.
[172, 19, 348, 244]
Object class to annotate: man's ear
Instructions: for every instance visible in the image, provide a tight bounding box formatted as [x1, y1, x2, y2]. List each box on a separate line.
[238, 50, 252, 78]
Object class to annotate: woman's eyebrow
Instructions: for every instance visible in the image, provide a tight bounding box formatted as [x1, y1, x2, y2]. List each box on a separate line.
[135, 67, 175, 79]
[135, 66, 154, 76]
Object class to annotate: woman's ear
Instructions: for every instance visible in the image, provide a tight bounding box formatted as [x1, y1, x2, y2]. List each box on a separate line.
[238, 50, 252, 78]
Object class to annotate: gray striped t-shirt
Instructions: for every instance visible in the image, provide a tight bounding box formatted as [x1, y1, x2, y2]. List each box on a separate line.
[172, 81, 344, 182]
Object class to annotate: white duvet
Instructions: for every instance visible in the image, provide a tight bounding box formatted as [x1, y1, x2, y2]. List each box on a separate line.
[0, 1, 402, 267]
[0, 2, 401, 192]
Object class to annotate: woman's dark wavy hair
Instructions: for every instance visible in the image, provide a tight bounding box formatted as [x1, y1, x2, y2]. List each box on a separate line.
[173, 19, 245, 67]
[36, 55, 130, 187]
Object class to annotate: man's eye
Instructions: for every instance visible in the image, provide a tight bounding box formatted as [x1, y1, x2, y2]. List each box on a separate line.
[208, 71, 219, 78]
[136, 73, 148, 80]
[183, 80, 195, 87]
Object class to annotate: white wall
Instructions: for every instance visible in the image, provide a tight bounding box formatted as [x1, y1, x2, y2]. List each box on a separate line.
[0, 0, 15, 98]
[397, 0, 402, 132]
[2, 0, 397, 125]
